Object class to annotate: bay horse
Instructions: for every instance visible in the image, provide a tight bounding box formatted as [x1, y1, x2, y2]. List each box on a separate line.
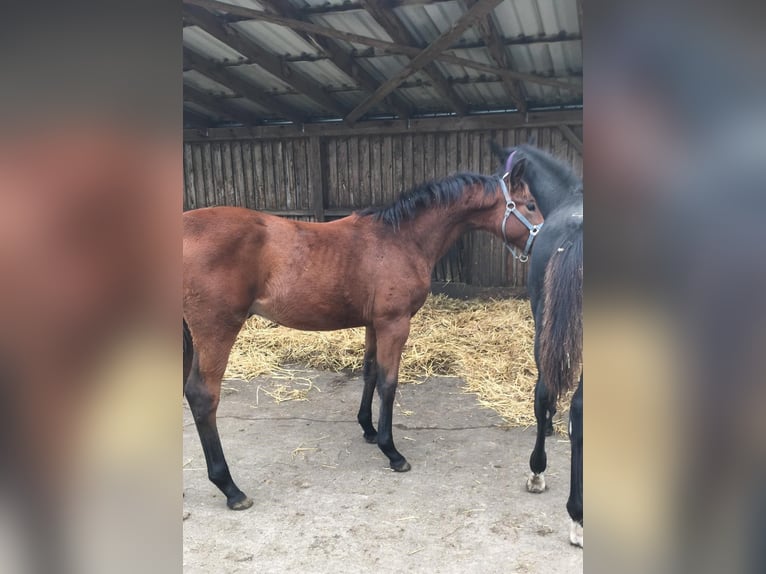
[183, 165, 543, 510]
[492, 142, 583, 547]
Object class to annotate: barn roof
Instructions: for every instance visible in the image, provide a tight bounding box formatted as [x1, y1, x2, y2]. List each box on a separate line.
[182, 0, 583, 130]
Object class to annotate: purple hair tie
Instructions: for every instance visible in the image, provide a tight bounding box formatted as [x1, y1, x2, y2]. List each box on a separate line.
[504, 150, 516, 175]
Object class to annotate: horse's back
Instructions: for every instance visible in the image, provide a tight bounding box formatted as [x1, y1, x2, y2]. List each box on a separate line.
[183, 206, 277, 237]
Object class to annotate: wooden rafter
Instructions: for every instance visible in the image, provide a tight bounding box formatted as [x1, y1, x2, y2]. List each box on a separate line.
[257, 0, 412, 119]
[184, 5, 346, 116]
[360, 0, 466, 116]
[182, 0, 581, 93]
[466, 0, 527, 112]
[273, 33, 583, 62]
[344, 0, 504, 124]
[183, 47, 306, 123]
[558, 124, 583, 153]
[183, 83, 260, 124]
[183, 109, 583, 141]
[300, 0, 466, 14]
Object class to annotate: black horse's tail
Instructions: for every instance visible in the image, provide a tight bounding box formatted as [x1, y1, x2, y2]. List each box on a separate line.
[183, 318, 194, 388]
[539, 231, 583, 402]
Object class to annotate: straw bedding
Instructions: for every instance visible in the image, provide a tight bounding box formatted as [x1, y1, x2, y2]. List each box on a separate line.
[225, 294, 569, 432]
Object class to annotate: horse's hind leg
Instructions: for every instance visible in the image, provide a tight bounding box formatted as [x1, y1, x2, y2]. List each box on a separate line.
[528, 374, 552, 493]
[566, 377, 583, 547]
[185, 322, 252, 510]
[357, 326, 378, 443]
[374, 318, 411, 472]
[546, 402, 557, 436]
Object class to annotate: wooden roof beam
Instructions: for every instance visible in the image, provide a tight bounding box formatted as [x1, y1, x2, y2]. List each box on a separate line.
[209, 16, 581, 50]
[183, 5, 347, 116]
[360, 0, 466, 116]
[183, 109, 583, 141]
[345, 0, 504, 124]
[182, 0, 581, 94]
[183, 47, 306, 123]
[466, 0, 527, 113]
[257, 0, 412, 120]
[300, 0, 458, 14]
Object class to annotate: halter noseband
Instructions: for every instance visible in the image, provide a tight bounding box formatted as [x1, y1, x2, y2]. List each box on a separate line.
[498, 151, 543, 263]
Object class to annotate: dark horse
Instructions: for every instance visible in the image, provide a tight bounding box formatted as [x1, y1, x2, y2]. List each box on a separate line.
[492, 142, 583, 547]
[183, 166, 543, 510]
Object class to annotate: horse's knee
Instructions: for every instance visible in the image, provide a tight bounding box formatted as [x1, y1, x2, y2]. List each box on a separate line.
[376, 377, 396, 402]
[184, 380, 219, 422]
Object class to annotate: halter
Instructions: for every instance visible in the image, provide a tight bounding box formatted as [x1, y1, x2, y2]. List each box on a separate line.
[498, 151, 543, 263]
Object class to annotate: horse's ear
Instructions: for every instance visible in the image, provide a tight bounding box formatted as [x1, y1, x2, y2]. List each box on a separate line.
[510, 157, 526, 187]
[489, 140, 510, 164]
[527, 134, 537, 147]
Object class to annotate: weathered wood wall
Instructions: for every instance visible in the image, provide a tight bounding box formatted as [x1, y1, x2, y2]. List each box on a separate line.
[183, 124, 582, 288]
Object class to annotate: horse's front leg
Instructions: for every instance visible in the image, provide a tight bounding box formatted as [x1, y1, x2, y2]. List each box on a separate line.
[567, 377, 583, 547]
[373, 317, 411, 472]
[357, 326, 378, 443]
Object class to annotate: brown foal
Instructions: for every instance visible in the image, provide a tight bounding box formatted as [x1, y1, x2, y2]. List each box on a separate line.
[183, 161, 542, 509]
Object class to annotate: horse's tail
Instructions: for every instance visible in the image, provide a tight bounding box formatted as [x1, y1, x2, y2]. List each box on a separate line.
[539, 231, 583, 403]
[183, 318, 194, 389]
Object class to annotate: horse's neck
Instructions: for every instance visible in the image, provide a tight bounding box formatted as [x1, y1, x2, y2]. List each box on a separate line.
[399, 195, 499, 267]
[527, 150, 582, 217]
[526, 171, 581, 217]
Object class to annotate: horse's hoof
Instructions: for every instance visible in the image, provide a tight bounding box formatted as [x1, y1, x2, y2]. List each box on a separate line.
[526, 472, 546, 493]
[363, 432, 378, 444]
[569, 520, 583, 547]
[227, 494, 254, 510]
[391, 459, 411, 472]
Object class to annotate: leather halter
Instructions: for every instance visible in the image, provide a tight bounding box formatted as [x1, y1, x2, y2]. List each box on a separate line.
[498, 153, 542, 262]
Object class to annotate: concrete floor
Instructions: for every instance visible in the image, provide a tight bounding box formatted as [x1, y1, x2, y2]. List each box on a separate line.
[183, 370, 582, 573]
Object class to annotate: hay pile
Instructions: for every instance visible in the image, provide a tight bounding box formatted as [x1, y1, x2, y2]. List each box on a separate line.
[225, 294, 567, 431]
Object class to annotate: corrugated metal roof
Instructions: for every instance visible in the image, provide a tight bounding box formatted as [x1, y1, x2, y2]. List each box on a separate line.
[182, 0, 582, 127]
[183, 70, 236, 96]
[289, 60, 356, 89]
[232, 19, 322, 56]
[183, 26, 246, 63]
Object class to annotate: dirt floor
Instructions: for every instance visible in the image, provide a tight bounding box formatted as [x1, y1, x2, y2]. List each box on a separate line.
[183, 370, 582, 573]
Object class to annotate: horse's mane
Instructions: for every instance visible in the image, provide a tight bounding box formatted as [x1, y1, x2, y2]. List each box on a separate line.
[358, 172, 499, 228]
[517, 144, 582, 194]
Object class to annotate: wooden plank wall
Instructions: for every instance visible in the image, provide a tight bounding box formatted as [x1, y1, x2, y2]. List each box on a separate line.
[183, 126, 583, 288]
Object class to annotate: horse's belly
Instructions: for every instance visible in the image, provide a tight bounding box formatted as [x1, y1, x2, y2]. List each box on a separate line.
[248, 297, 364, 332]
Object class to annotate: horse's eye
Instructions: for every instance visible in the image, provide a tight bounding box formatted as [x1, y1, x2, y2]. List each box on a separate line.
[527, 202, 536, 211]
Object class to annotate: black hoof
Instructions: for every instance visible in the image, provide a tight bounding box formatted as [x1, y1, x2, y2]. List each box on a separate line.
[363, 432, 378, 444]
[390, 459, 411, 472]
[227, 493, 254, 511]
